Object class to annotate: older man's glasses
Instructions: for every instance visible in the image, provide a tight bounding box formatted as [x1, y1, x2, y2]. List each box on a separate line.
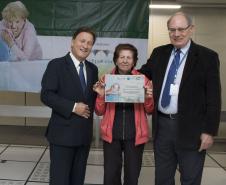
[168, 25, 190, 33]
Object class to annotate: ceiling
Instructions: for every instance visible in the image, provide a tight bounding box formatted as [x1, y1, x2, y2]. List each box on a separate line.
[151, 0, 226, 7]
[181, 0, 226, 3]
[152, 0, 226, 3]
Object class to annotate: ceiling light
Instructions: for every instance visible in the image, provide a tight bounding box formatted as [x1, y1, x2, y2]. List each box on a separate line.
[149, 4, 182, 9]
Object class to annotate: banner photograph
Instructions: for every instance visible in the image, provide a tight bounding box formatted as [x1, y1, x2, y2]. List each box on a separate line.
[0, 0, 149, 92]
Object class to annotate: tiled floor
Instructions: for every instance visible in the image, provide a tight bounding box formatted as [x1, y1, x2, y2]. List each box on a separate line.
[0, 144, 226, 185]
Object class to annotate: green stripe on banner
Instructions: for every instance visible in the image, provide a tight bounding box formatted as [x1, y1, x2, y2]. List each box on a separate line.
[0, 0, 149, 38]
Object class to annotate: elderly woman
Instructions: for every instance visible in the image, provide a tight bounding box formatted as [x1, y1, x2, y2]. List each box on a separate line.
[93, 43, 154, 185]
[0, 1, 42, 61]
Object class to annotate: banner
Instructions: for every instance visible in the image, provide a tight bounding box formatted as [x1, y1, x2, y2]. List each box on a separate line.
[0, 0, 149, 92]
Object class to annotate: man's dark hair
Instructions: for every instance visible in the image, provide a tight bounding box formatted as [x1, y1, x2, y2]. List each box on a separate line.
[72, 27, 96, 45]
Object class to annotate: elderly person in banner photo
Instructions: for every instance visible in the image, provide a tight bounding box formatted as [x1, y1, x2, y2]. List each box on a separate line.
[93, 43, 154, 185]
[0, 1, 42, 61]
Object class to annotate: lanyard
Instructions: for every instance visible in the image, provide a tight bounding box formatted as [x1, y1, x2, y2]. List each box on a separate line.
[173, 49, 188, 80]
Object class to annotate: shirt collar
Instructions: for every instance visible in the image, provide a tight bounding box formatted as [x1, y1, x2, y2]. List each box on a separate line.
[174, 40, 191, 55]
[69, 52, 85, 68]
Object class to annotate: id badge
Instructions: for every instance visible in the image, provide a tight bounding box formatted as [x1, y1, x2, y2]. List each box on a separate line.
[170, 84, 179, 96]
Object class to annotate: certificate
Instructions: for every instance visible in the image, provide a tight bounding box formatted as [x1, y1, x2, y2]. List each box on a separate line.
[105, 74, 145, 103]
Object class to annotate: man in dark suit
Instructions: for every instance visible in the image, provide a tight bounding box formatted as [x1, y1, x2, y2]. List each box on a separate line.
[140, 12, 221, 185]
[41, 27, 98, 185]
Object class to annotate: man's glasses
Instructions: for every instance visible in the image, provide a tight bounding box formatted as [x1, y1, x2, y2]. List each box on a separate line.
[168, 25, 191, 33]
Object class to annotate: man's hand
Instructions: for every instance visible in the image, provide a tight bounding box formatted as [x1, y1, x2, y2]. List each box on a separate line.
[144, 86, 153, 98]
[73, 102, 90, 119]
[93, 81, 105, 97]
[199, 133, 214, 152]
[144, 82, 153, 99]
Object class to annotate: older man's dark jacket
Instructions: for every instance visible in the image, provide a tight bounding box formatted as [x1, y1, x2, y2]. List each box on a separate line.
[140, 40, 221, 149]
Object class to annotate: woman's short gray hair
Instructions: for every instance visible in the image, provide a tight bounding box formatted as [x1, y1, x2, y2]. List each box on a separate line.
[2, 1, 29, 21]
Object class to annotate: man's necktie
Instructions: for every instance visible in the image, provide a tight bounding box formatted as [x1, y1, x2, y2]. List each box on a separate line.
[161, 49, 181, 108]
[79, 62, 86, 92]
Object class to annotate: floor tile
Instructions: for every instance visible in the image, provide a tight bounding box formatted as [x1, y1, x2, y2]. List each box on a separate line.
[29, 163, 49, 182]
[0, 146, 7, 154]
[39, 149, 49, 163]
[87, 150, 103, 165]
[201, 167, 226, 185]
[205, 154, 221, 167]
[0, 180, 25, 185]
[139, 166, 155, 185]
[85, 165, 103, 184]
[142, 151, 154, 166]
[0, 161, 36, 180]
[208, 153, 226, 167]
[0, 146, 45, 162]
[0, 144, 225, 185]
[139, 167, 181, 185]
[10, 145, 46, 148]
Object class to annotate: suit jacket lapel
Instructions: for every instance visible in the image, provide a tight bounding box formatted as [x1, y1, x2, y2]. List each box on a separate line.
[156, 45, 173, 100]
[84, 60, 93, 95]
[179, 41, 198, 90]
[65, 53, 85, 93]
